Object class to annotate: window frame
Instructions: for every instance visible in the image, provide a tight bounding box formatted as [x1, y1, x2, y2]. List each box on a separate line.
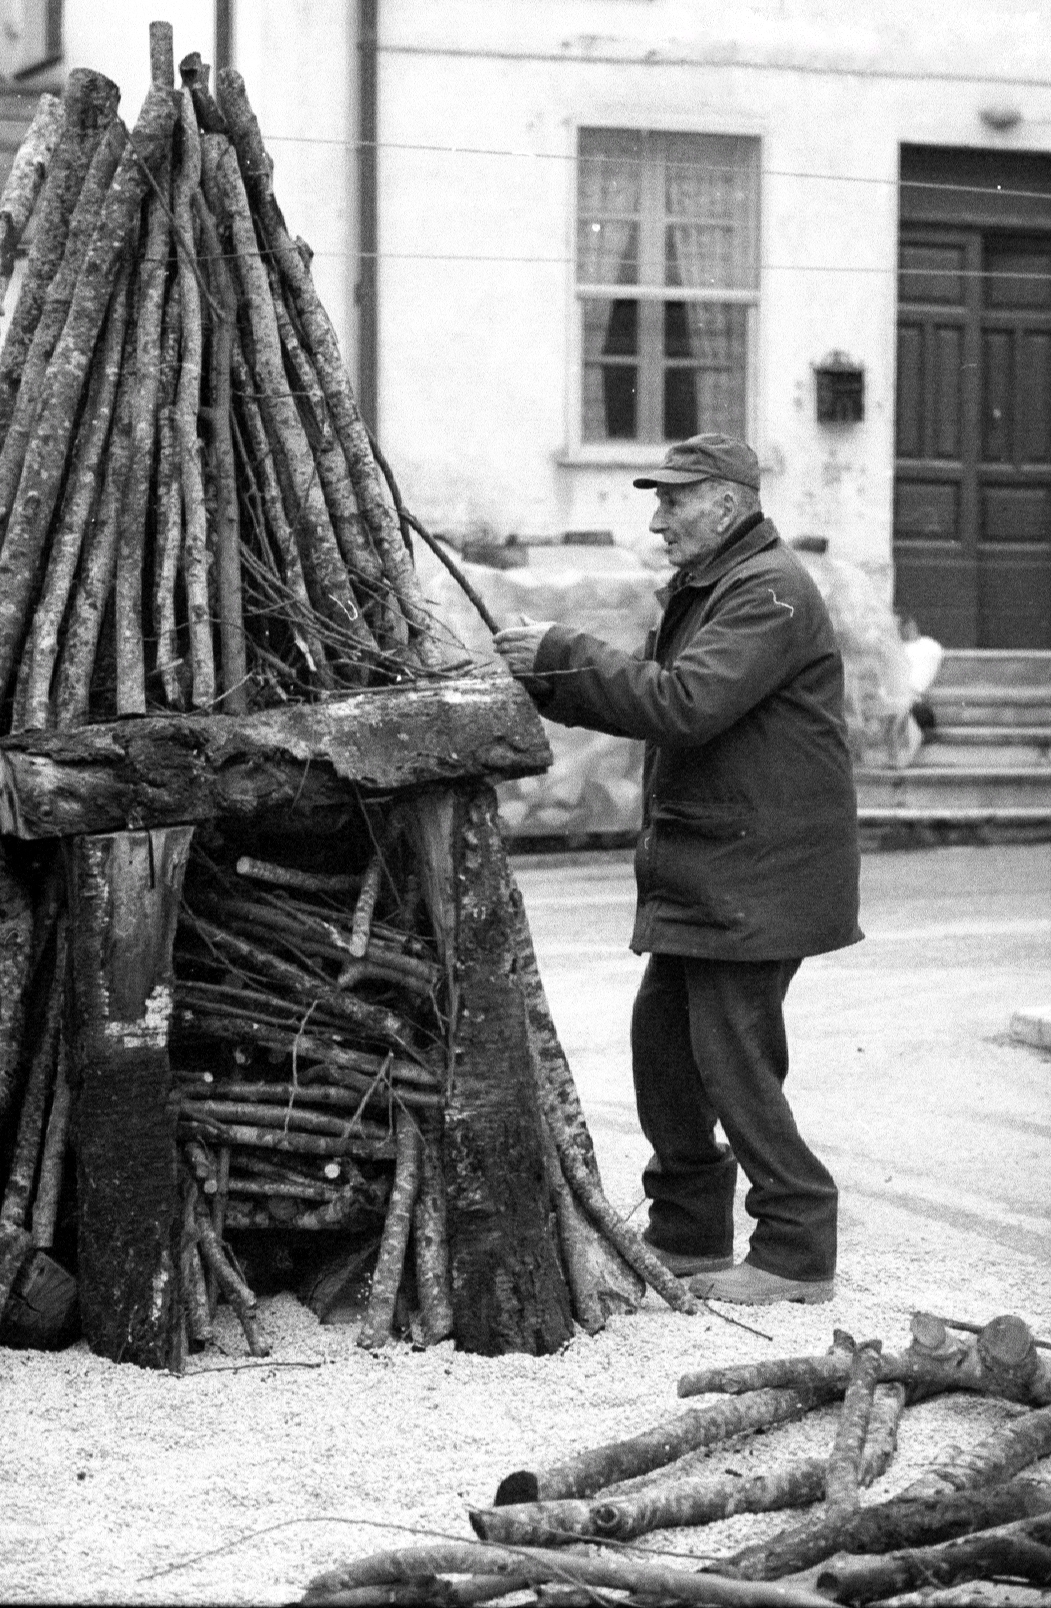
[562, 124, 761, 465]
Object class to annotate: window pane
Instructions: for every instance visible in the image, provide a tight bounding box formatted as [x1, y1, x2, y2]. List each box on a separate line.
[582, 296, 639, 440]
[663, 133, 759, 290]
[576, 219, 640, 285]
[663, 304, 748, 440]
[578, 129, 643, 285]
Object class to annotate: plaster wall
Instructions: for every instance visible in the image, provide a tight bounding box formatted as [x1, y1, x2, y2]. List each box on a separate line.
[48, 0, 358, 367]
[374, 0, 1051, 589]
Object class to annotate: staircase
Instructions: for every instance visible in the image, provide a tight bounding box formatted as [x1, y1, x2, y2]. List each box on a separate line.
[855, 651, 1051, 829]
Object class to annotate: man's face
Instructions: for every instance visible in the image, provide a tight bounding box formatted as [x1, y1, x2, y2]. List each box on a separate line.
[649, 480, 738, 569]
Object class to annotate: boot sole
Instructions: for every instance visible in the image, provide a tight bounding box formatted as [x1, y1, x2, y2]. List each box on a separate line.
[690, 1277, 834, 1305]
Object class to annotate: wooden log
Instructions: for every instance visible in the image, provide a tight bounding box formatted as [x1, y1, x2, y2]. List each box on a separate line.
[735, 1482, 1051, 1588]
[0, 82, 178, 708]
[349, 852, 383, 958]
[677, 1332, 1051, 1407]
[208, 1142, 230, 1318]
[0, 93, 64, 316]
[179, 1116, 396, 1161]
[180, 1097, 380, 1141]
[0, 70, 120, 446]
[193, 1197, 270, 1357]
[0, 918, 67, 1315]
[265, 259, 389, 628]
[474, 1459, 831, 1548]
[180, 1177, 213, 1348]
[508, 860, 671, 1321]
[234, 857, 361, 896]
[492, 1385, 836, 1509]
[153, 278, 184, 707]
[358, 1108, 421, 1349]
[184, 1138, 218, 1194]
[978, 1314, 1049, 1402]
[200, 133, 376, 667]
[230, 337, 332, 688]
[172, 88, 214, 709]
[417, 786, 573, 1356]
[813, 1514, 1051, 1604]
[825, 1339, 882, 1518]
[216, 68, 452, 671]
[858, 1381, 906, 1482]
[172, 1005, 439, 1098]
[19, 258, 132, 730]
[149, 21, 175, 89]
[0, 672, 551, 838]
[0, 117, 127, 534]
[116, 145, 171, 715]
[227, 1175, 339, 1203]
[177, 1080, 434, 1113]
[539, 1082, 696, 1317]
[897, 1400, 1051, 1500]
[182, 915, 412, 1047]
[725, 1403, 1051, 1582]
[412, 1116, 453, 1344]
[302, 1541, 832, 1608]
[0, 849, 34, 1127]
[66, 826, 193, 1368]
[194, 190, 246, 711]
[29, 1027, 73, 1248]
[51, 255, 139, 727]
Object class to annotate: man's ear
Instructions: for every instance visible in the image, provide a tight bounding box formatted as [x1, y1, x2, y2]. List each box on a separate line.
[718, 489, 738, 531]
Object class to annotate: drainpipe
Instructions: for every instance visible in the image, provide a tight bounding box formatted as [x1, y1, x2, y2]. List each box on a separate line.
[358, 0, 378, 430]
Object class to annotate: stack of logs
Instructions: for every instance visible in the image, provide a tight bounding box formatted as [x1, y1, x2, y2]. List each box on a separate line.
[172, 823, 451, 1357]
[304, 1313, 1051, 1606]
[0, 22, 458, 744]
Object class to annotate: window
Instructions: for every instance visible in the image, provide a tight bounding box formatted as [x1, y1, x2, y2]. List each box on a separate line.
[577, 129, 759, 445]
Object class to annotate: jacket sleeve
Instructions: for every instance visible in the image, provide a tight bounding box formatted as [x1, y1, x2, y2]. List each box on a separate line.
[532, 569, 825, 746]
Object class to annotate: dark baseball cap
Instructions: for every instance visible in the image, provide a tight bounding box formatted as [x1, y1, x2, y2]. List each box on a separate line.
[633, 433, 760, 491]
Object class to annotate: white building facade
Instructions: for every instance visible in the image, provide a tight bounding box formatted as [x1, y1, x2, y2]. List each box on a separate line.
[5, 0, 1051, 648]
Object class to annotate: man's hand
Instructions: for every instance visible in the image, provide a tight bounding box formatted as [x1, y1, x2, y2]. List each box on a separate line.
[493, 615, 556, 678]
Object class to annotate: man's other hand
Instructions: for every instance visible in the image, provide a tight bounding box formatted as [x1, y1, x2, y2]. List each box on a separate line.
[493, 616, 555, 677]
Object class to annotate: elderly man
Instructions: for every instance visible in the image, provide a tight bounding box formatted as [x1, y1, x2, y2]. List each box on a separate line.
[494, 433, 860, 1305]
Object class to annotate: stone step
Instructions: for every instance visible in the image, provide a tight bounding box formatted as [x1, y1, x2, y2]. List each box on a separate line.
[919, 737, 1051, 768]
[934, 649, 1051, 690]
[927, 687, 1051, 727]
[855, 766, 1051, 816]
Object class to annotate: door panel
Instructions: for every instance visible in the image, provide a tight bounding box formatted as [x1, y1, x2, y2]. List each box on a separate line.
[895, 213, 1051, 647]
[893, 228, 977, 645]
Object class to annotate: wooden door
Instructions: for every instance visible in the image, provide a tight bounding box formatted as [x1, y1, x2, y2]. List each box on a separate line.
[895, 147, 1051, 649]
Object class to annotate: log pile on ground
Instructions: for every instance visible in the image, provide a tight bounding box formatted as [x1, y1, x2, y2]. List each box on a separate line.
[303, 1314, 1051, 1605]
[0, 26, 696, 1365]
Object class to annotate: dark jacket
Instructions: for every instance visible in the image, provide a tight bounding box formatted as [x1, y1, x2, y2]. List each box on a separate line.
[531, 513, 862, 961]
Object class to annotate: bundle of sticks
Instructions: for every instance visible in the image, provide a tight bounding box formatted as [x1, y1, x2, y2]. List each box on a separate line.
[304, 1313, 1051, 1606]
[172, 830, 452, 1357]
[0, 21, 461, 740]
[0, 849, 76, 1340]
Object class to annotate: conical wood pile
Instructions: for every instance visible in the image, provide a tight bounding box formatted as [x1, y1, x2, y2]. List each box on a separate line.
[0, 23, 457, 741]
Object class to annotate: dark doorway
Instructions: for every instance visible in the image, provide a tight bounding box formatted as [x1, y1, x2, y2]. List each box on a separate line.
[895, 146, 1051, 648]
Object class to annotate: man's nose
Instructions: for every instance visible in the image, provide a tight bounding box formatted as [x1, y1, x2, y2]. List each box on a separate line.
[650, 507, 667, 533]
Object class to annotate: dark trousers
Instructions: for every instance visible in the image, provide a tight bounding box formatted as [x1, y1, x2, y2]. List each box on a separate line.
[630, 953, 837, 1281]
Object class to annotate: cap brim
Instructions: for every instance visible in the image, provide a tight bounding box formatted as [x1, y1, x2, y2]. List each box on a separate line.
[632, 470, 712, 489]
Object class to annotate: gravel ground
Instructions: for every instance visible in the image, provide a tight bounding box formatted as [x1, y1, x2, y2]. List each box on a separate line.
[1, 846, 1049, 1605]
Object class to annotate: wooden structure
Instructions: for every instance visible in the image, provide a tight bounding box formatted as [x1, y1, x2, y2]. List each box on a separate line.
[0, 28, 691, 1369]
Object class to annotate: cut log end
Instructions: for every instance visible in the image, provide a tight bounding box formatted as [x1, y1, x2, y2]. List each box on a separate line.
[495, 1471, 540, 1508]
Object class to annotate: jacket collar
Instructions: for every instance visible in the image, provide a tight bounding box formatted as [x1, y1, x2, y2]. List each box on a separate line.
[655, 512, 776, 606]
